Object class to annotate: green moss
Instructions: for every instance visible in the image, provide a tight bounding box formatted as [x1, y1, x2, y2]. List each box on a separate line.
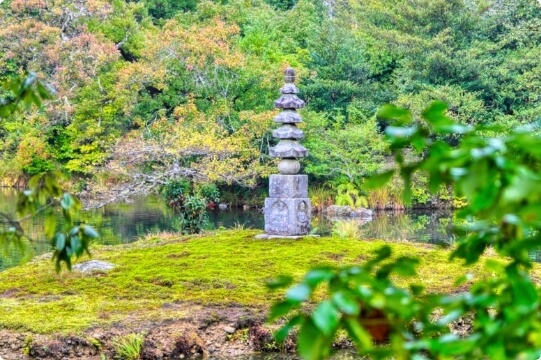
[0, 230, 514, 334]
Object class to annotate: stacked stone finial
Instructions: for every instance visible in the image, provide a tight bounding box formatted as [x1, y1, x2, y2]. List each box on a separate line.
[262, 67, 312, 237]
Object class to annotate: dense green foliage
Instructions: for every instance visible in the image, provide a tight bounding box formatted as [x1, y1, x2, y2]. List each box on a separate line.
[270, 102, 541, 358]
[162, 180, 220, 233]
[1, 0, 540, 206]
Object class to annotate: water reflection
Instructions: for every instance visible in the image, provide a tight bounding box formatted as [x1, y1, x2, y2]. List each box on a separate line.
[2, 187, 540, 270]
[360, 210, 456, 245]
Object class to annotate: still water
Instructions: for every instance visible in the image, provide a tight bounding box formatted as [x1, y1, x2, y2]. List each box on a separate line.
[0, 188, 461, 271]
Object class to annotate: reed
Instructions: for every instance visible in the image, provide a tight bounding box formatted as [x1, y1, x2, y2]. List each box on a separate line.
[367, 185, 405, 210]
[309, 184, 334, 212]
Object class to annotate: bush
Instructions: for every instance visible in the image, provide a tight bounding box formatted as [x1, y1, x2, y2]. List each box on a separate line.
[162, 180, 220, 234]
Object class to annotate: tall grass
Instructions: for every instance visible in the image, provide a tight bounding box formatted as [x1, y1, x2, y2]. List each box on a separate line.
[367, 187, 405, 210]
[309, 185, 334, 212]
[332, 220, 362, 239]
[112, 333, 145, 360]
[366, 178, 406, 211]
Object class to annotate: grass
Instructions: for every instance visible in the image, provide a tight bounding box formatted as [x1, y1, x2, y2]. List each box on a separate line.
[112, 333, 145, 360]
[332, 220, 362, 239]
[0, 229, 516, 335]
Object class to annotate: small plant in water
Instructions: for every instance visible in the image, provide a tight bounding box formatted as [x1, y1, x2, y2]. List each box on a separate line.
[332, 220, 362, 239]
[162, 179, 210, 234]
[111, 333, 144, 360]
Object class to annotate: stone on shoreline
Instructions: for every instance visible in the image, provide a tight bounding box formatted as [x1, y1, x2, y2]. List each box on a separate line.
[73, 260, 115, 273]
[322, 205, 374, 219]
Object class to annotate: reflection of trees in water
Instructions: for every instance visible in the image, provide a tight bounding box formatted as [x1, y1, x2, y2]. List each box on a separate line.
[86, 197, 176, 244]
[0, 237, 50, 271]
[319, 210, 456, 244]
[361, 210, 456, 244]
[206, 210, 264, 230]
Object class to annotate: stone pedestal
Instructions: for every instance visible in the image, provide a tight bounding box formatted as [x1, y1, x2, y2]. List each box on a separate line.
[264, 197, 311, 236]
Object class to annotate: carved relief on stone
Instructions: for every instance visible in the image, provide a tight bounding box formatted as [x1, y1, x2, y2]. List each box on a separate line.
[269, 175, 308, 198]
[297, 201, 310, 233]
[270, 200, 288, 229]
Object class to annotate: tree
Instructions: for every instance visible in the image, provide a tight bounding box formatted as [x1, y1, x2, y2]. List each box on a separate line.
[303, 110, 387, 184]
[264, 0, 299, 11]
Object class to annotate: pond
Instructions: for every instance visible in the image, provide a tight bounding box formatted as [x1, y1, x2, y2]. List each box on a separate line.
[4, 188, 541, 271]
[0, 188, 461, 271]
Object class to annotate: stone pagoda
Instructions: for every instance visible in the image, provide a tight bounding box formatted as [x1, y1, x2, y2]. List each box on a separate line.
[259, 67, 311, 238]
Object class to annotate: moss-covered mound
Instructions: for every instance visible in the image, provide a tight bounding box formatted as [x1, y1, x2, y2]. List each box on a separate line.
[0, 230, 496, 334]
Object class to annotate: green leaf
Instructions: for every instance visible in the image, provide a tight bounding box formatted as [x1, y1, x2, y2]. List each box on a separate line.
[507, 267, 539, 312]
[377, 104, 412, 125]
[297, 318, 331, 360]
[55, 233, 66, 252]
[437, 310, 463, 326]
[454, 273, 474, 287]
[304, 267, 334, 287]
[433, 333, 481, 356]
[82, 225, 99, 239]
[391, 257, 419, 277]
[44, 213, 57, 239]
[268, 301, 297, 321]
[286, 283, 311, 303]
[332, 291, 360, 315]
[364, 170, 395, 190]
[422, 101, 452, 126]
[409, 284, 424, 296]
[274, 315, 302, 343]
[386, 126, 418, 139]
[312, 300, 341, 336]
[266, 275, 293, 290]
[70, 236, 82, 256]
[343, 316, 373, 351]
[60, 193, 74, 210]
[374, 246, 392, 261]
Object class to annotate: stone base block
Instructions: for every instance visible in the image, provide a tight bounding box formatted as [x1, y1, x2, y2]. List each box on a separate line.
[269, 175, 308, 198]
[264, 197, 311, 236]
